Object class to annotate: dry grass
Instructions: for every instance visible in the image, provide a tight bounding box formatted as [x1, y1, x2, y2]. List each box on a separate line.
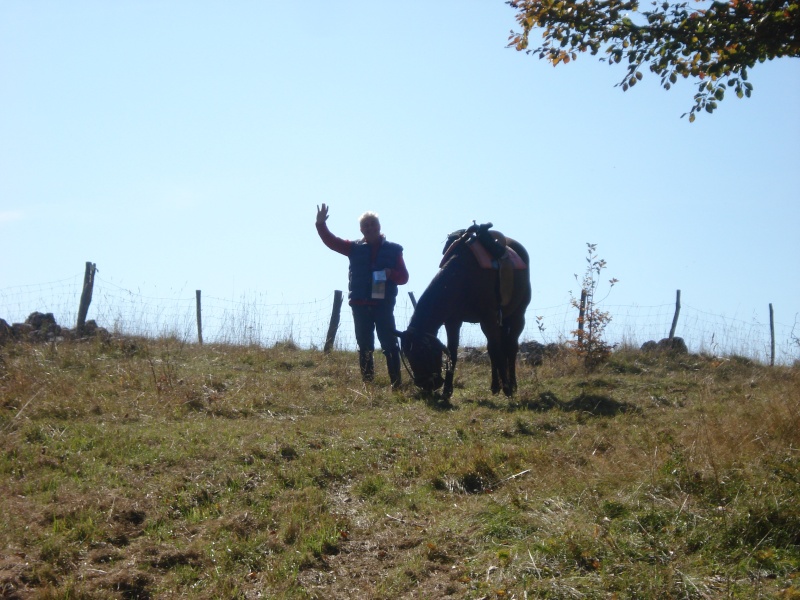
[1, 336, 799, 599]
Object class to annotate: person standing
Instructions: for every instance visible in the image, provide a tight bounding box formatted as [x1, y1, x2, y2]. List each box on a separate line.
[315, 204, 409, 389]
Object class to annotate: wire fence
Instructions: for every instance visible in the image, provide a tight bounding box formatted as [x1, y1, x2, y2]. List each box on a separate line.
[1, 274, 798, 366]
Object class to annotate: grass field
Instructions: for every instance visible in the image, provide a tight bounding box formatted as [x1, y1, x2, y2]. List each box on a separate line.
[1, 335, 798, 599]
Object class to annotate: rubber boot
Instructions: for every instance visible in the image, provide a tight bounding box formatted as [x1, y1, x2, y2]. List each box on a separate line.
[386, 349, 402, 390]
[359, 350, 374, 382]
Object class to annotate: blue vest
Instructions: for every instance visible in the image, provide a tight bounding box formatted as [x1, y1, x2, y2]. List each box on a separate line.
[349, 240, 403, 302]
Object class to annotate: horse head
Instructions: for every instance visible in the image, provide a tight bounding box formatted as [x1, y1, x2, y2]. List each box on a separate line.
[395, 328, 450, 392]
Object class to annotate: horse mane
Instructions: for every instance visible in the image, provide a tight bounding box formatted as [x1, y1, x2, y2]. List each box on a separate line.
[443, 229, 467, 256]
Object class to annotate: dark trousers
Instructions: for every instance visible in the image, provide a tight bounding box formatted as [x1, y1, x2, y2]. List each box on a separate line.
[352, 301, 399, 354]
[352, 302, 402, 387]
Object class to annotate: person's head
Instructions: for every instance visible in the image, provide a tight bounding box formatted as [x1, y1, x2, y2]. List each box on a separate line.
[359, 211, 383, 244]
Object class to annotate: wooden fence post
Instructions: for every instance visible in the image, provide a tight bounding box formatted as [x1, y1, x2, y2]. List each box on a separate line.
[196, 290, 203, 345]
[76, 262, 96, 335]
[669, 289, 681, 339]
[324, 290, 344, 353]
[576, 289, 587, 346]
[769, 303, 775, 366]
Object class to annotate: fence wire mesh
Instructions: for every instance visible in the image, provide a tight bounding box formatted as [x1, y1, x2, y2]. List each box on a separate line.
[1, 275, 798, 365]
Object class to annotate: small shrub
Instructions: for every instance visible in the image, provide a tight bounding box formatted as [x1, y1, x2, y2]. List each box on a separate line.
[569, 243, 618, 370]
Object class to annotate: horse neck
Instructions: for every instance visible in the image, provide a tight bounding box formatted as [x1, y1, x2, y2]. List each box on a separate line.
[408, 262, 462, 334]
[408, 296, 444, 334]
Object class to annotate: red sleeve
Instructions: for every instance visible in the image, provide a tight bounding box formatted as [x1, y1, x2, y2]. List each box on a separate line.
[316, 222, 351, 256]
[388, 253, 409, 285]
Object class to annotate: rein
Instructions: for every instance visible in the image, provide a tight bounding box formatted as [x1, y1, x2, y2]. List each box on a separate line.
[401, 327, 454, 388]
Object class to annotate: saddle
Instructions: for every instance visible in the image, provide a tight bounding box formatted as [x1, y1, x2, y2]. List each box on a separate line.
[441, 223, 526, 309]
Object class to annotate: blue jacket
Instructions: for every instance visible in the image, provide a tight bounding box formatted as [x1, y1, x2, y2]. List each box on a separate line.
[348, 240, 403, 303]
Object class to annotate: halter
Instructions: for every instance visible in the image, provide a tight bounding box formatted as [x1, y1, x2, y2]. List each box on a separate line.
[400, 327, 454, 390]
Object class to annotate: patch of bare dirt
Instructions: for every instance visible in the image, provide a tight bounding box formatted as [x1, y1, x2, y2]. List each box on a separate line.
[291, 485, 472, 599]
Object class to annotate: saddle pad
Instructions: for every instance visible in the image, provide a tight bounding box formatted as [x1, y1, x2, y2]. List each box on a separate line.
[466, 241, 527, 270]
[439, 240, 528, 271]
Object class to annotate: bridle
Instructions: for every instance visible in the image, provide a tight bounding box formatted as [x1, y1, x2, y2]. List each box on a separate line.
[400, 327, 454, 390]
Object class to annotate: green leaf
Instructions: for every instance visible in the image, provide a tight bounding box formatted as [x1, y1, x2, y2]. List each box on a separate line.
[506, 0, 787, 119]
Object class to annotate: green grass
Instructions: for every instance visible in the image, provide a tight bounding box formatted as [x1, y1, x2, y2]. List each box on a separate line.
[1, 337, 798, 598]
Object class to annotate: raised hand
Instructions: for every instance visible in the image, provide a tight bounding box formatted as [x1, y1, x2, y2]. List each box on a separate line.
[316, 203, 329, 225]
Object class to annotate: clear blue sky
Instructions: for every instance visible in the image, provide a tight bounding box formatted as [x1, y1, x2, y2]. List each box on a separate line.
[2, 2, 799, 349]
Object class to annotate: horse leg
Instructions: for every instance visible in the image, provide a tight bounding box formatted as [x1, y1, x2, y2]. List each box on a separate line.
[502, 341, 516, 397]
[502, 315, 526, 395]
[443, 320, 461, 399]
[480, 322, 506, 395]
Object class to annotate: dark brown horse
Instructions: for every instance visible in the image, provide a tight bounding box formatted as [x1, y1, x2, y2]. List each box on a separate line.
[396, 223, 531, 400]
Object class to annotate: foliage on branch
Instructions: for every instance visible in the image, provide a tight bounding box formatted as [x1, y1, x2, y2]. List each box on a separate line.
[507, 0, 800, 120]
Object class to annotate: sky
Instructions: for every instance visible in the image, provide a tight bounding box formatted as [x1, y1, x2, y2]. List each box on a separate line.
[2, 2, 799, 356]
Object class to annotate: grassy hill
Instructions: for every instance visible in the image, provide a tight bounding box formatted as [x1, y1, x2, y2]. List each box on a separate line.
[1, 336, 798, 599]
